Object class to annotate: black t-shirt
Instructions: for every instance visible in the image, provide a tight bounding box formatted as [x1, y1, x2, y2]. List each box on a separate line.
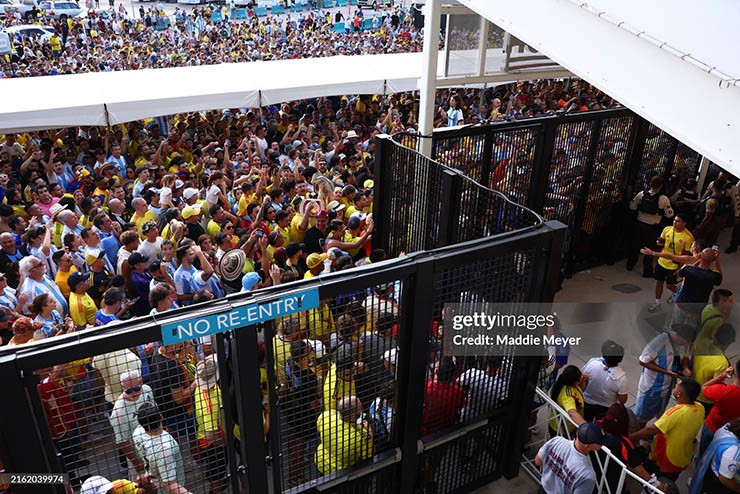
[593, 433, 644, 488]
[676, 265, 722, 310]
[303, 226, 327, 255]
[186, 222, 206, 242]
[149, 352, 186, 419]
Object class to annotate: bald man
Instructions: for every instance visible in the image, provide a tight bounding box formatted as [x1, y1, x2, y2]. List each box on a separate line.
[669, 247, 723, 336]
[315, 396, 373, 475]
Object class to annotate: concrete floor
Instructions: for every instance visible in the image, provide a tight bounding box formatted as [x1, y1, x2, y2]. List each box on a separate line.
[477, 227, 740, 493]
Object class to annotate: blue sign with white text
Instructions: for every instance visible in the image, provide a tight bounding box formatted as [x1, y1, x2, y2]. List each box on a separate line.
[161, 288, 320, 345]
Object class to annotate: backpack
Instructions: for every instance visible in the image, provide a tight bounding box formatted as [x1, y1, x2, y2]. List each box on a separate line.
[638, 190, 660, 215]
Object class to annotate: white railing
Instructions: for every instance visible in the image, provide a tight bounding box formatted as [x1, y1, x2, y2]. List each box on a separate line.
[521, 387, 665, 494]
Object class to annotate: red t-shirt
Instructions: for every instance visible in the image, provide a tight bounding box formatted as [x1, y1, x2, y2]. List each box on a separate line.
[38, 377, 79, 440]
[703, 383, 740, 431]
[421, 380, 464, 436]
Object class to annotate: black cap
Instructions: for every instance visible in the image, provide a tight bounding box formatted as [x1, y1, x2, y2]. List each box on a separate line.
[576, 423, 606, 445]
[67, 272, 88, 290]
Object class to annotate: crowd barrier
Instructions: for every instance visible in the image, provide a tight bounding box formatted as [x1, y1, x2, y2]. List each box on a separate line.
[0, 138, 565, 494]
[521, 387, 665, 494]
[395, 109, 702, 274]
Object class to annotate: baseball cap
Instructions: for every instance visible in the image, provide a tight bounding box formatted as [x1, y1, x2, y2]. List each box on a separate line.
[347, 215, 361, 230]
[315, 210, 328, 219]
[576, 423, 606, 445]
[76, 168, 91, 179]
[183, 188, 199, 201]
[85, 249, 106, 265]
[241, 272, 261, 292]
[67, 272, 88, 290]
[306, 252, 327, 269]
[182, 204, 202, 220]
[80, 475, 113, 494]
[601, 340, 624, 358]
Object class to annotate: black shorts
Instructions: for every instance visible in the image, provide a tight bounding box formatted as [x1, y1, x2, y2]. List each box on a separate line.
[654, 264, 678, 284]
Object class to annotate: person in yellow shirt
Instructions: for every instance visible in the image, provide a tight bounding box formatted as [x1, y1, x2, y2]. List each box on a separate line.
[548, 365, 587, 436]
[52, 250, 77, 299]
[649, 215, 694, 312]
[693, 323, 734, 413]
[315, 396, 373, 475]
[194, 356, 227, 494]
[630, 378, 704, 478]
[273, 316, 302, 386]
[131, 197, 157, 239]
[67, 272, 97, 328]
[304, 253, 327, 280]
[323, 347, 361, 411]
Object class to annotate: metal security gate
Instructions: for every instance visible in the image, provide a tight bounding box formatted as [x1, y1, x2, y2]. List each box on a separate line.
[397, 108, 703, 274]
[0, 135, 564, 494]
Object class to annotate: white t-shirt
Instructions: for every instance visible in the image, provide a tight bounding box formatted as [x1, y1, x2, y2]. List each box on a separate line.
[159, 186, 172, 206]
[138, 238, 163, 263]
[110, 385, 155, 443]
[132, 427, 185, 489]
[206, 184, 220, 206]
[581, 357, 628, 408]
[457, 368, 507, 421]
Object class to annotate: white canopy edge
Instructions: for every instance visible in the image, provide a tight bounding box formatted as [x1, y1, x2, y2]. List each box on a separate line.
[0, 52, 424, 133]
[460, 0, 740, 175]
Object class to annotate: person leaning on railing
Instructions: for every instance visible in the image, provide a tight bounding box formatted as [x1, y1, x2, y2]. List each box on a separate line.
[535, 422, 604, 494]
[548, 365, 588, 437]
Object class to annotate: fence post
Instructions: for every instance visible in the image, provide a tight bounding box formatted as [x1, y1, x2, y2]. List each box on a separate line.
[372, 135, 392, 255]
[437, 169, 464, 247]
[500, 221, 566, 479]
[395, 260, 436, 493]
[529, 119, 556, 213]
[623, 115, 650, 198]
[231, 326, 269, 494]
[215, 333, 242, 494]
[0, 356, 63, 494]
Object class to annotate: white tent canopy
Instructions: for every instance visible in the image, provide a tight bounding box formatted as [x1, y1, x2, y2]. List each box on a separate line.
[0, 52, 423, 133]
[460, 0, 740, 176]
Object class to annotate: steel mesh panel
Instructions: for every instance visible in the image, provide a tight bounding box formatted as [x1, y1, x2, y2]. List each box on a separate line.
[433, 133, 488, 182]
[572, 116, 634, 265]
[488, 127, 539, 204]
[635, 124, 674, 190]
[267, 280, 404, 491]
[672, 142, 701, 183]
[543, 120, 594, 256]
[419, 248, 537, 440]
[316, 464, 399, 494]
[32, 338, 235, 493]
[416, 422, 505, 493]
[382, 143, 444, 256]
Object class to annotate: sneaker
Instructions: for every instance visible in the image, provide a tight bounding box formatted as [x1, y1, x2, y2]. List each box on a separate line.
[648, 303, 661, 313]
[725, 246, 738, 254]
[667, 294, 675, 304]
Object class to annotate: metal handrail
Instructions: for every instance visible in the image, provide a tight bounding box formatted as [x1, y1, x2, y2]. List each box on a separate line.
[522, 387, 665, 494]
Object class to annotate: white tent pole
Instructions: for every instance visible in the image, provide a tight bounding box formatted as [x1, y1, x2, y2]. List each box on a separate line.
[697, 155, 711, 193]
[417, 0, 441, 158]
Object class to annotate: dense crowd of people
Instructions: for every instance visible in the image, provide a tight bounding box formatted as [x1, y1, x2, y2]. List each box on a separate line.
[1, 4, 421, 77]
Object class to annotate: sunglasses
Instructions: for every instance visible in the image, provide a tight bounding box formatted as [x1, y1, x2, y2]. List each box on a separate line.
[224, 225, 234, 230]
[124, 386, 142, 395]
